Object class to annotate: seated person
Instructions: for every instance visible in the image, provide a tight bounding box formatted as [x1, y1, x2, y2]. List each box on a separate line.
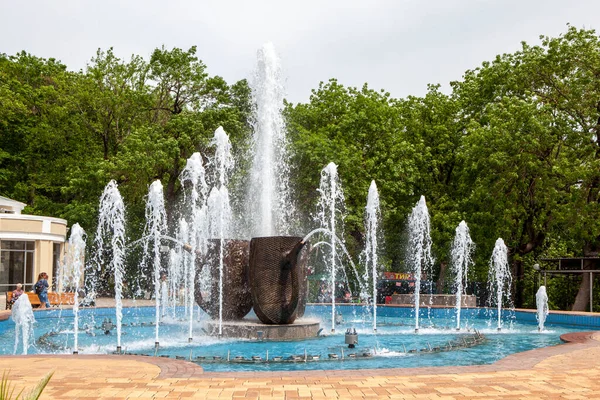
[8, 283, 24, 308]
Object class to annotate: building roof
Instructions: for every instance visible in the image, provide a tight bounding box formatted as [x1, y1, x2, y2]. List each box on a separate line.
[0, 196, 26, 214]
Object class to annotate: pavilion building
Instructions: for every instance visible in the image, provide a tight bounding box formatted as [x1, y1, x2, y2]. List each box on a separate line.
[0, 196, 67, 292]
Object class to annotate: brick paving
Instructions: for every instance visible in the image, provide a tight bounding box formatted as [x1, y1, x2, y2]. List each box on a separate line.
[0, 331, 598, 399]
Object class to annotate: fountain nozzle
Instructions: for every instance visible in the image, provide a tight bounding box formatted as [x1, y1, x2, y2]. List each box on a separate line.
[345, 328, 358, 348]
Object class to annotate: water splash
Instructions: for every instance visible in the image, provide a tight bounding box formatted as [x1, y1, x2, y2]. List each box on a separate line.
[93, 180, 126, 351]
[63, 223, 87, 352]
[247, 43, 295, 237]
[487, 238, 512, 331]
[11, 295, 34, 355]
[406, 196, 434, 332]
[140, 180, 168, 345]
[361, 181, 381, 332]
[316, 162, 346, 332]
[536, 286, 549, 332]
[450, 221, 475, 330]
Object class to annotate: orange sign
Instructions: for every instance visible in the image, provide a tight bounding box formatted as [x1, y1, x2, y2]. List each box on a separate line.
[383, 272, 413, 280]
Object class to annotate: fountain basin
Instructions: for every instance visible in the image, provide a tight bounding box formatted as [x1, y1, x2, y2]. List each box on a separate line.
[2, 305, 599, 373]
[205, 318, 320, 340]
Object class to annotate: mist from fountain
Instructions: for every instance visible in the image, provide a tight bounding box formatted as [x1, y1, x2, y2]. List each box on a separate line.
[450, 221, 475, 331]
[487, 238, 512, 331]
[92, 180, 126, 351]
[316, 162, 346, 332]
[361, 181, 381, 332]
[247, 42, 295, 237]
[140, 180, 168, 345]
[11, 295, 34, 355]
[406, 196, 434, 332]
[63, 223, 86, 353]
[536, 285, 549, 332]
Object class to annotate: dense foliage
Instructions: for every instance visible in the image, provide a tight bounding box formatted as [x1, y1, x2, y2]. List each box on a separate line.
[1, 26, 599, 310]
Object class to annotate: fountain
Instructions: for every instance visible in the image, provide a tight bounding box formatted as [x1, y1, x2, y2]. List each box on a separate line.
[361, 181, 381, 332]
[92, 180, 126, 353]
[247, 42, 296, 237]
[4, 42, 599, 377]
[536, 286, 549, 332]
[62, 223, 86, 353]
[316, 162, 346, 333]
[406, 196, 434, 332]
[11, 295, 34, 355]
[450, 221, 475, 331]
[179, 152, 208, 341]
[487, 238, 512, 331]
[140, 180, 168, 347]
[207, 127, 234, 335]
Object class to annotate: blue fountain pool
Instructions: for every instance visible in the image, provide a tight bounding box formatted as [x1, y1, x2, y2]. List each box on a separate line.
[1, 304, 598, 372]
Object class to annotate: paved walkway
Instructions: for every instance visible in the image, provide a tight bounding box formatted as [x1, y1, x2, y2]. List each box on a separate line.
[0, 331, 598, 399]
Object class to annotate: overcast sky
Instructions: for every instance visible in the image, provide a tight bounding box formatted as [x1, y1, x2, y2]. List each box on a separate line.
[1, 0, 599, 103]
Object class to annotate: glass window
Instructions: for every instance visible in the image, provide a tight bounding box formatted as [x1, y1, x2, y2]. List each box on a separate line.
[0, 240, 35, 290]
[52, 243, 61, 290]
[1, 241, 25, 250]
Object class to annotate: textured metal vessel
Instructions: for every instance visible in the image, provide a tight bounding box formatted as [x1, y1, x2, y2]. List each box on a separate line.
[249, 236, 309, 324]
[195, 239, 252, 320]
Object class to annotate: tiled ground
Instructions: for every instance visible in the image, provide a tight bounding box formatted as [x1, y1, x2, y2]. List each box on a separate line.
[0, 331, 598, 399]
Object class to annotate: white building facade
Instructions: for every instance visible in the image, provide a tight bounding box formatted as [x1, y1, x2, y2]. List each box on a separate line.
[0, 196, 67, 292]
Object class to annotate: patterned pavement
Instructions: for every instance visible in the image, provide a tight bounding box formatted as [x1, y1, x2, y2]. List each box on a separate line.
[0, 330, 599, 399]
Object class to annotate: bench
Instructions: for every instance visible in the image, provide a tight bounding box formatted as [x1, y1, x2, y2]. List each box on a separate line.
[5, 291, 76, 309]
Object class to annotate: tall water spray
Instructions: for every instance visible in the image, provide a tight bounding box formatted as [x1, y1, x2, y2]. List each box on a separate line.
[140, 180, 168, 347]
[406, 196, 434, 332]
[316, 162, 346, 333]
[487, 238, 512, 331]
[93, 180, 126, 352]
[247, 43, 295, 237]
[64, 223, 86, 353]
[11, 295, 34, 355]
[450, 221, 475, 331]
[208, 126, 234, 336]
[536, 286, 549, 332]
[361, 180, 381, 332]
[179, 153, 208, 341]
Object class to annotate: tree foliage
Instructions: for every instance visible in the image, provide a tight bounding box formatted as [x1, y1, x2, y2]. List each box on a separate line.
[1, 26, 600, 309]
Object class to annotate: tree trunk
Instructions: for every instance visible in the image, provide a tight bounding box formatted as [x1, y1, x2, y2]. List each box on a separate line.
[572, 272, 591, 311]
[436, 261, 448, 295]
[572, 243, 599, 311]
[513, 259, 525, 308]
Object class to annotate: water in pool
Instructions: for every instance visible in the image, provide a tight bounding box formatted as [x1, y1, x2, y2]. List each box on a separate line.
[0, 304, 588, 372]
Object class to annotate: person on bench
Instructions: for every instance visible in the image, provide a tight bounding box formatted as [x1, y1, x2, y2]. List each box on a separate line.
[8, 283, 24, 308]
[34, 273, 50, 309]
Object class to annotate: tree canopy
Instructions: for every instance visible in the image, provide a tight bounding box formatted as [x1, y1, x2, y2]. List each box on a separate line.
[1, 26, 599, 309]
